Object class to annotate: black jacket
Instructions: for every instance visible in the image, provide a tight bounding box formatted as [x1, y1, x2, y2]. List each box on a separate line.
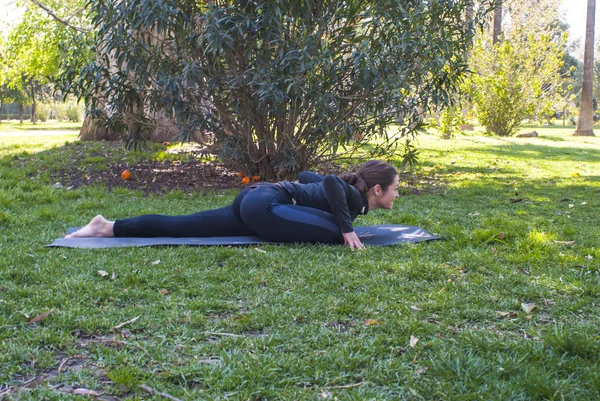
[276, 173, 369, 233]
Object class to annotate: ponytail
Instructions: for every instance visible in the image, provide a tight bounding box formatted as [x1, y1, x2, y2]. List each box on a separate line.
[339, 161, 398, 194]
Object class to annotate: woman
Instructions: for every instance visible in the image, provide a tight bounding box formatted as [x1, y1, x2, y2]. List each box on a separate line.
[65, 160, 400, 250]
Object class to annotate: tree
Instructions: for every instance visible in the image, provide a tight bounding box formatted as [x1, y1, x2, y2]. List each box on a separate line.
[574, 0, 596, 136]
[0, 0, 94, 124]
[66, 0, 495, 179]
[466, 0, 567, 136]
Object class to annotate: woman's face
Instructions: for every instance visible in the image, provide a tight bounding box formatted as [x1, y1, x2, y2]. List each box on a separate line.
[374, 174, 400, 209]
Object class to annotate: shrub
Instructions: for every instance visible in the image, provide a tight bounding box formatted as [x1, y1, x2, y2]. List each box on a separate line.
[66, 0, 495, 178]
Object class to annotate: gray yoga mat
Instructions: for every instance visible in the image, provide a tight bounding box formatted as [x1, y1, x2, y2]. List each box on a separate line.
[48, 224, 441, 249]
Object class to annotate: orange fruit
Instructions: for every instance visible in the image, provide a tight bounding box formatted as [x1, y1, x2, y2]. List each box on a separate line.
[121, 170, 132, 180]
[252, 175, 260, 181]
[236, 171, 245, 177]
[241, 176, 250, 185]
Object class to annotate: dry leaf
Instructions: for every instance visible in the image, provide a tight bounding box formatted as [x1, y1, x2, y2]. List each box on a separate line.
[568, 204, 575, 208]
[410, 305, 421, 312]
[364, 319, 384, 326]
[97, 270, 108, 278]
[254, 248, 267, 254]
[553, 240, 575, 246]
[521, 303, 536, 314]
[27, 309, 54, 325]
[416, 367, 427, 375]
[159, 289, 171, 296]
[409, 335, 419, 348]
[73, 388, 100, 396]
[496, 311, 511, 317]
[585, 255, 593, 260]
[111, 271, 117, 280]
[468, 212, 480, 217]
[151, 259, 161, 265]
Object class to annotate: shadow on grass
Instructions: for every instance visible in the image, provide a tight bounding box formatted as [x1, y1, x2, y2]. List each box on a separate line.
[463, 143, 600, 163]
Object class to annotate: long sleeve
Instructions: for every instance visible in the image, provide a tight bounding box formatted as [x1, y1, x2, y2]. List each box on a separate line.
[322, 175, 354, 233]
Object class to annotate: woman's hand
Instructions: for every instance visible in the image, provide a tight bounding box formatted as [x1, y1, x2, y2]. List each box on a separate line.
[342, 231, 365, 251]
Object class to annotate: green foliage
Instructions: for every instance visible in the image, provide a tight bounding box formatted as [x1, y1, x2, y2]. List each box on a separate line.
[438, 106, 464, 139]
[0, 0, 94, 109]
[66, 0, 494, 178]
[466, 33, 566, 136]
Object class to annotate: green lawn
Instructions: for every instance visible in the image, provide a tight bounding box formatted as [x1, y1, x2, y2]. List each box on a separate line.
[1, 127, 599, 400]
[0, 121, 82, 132]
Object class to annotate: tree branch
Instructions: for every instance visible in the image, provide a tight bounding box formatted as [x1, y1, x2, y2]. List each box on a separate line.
[28, 0, 92, 33]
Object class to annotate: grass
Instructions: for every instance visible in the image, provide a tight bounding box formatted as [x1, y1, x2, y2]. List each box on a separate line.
[1, 126, 599, 400]
[0, 121, 82, 132]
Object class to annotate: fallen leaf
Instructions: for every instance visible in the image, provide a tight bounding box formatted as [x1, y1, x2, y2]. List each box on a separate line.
[468, 212, 480, 217]
[97, 270, 108, 278]
[409, 335, 419, 348]
[521, 303, 536, 314]
[73, 388, 100, 396]
[553, 240, 575, 246]
[364, 319, 384, 326]
[27, 309, 54, 325]
[254, 248, 267, 254]
[151, 259, 161, 265]
[581, 201, 587, 205]
[111, 271, 117, 280]
[496, 311, 511, 317]
[585, 255, 593, 260]
[415, 366, 427, 375]
[159, 289, 171, 296]
[410, 305, 421, 312]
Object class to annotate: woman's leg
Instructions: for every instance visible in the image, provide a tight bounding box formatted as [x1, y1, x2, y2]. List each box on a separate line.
[66, 189, 255, 238]
[239, 186, 344, 244]
[112, 205, 255, 237]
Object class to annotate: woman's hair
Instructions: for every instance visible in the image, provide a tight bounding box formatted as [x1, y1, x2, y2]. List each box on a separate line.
[339, 160, 398, 194]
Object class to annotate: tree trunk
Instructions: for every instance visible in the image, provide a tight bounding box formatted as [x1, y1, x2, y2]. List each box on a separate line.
[78, 114, 121, 141]
[30, 82, 37, 125]
[493, 0, 503, 45]
[18, 103, 23, 124]
[574, 0, 596, 136]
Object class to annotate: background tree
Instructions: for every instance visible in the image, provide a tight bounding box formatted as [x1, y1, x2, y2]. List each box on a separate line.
[465, 0, 568, 136]
[574, 0, 596, 136]
[0, 0, 94, 124]
[66, 0, 495, 179]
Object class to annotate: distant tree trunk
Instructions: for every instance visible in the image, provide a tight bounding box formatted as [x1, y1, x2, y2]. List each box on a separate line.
[18, 103, 23, 124]
[574, 0, 596, 136]
[30, 82, 37, 125]
[493, 0, 503, 45]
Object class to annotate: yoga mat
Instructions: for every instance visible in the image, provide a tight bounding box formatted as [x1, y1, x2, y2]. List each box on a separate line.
[48, 224, 441, 249]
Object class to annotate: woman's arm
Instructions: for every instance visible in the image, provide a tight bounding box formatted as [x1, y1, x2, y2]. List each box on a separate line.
[323, 174, 365, 250]
[322, 175, 354, 233]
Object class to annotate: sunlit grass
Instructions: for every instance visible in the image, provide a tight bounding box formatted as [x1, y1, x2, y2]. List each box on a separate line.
[0, 125, 599, 400]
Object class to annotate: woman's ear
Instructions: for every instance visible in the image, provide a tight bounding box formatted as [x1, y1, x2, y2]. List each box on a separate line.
[374, 184, 382, 196]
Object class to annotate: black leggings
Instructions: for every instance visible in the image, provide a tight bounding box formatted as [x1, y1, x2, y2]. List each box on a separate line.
[113, 185, 344, 244]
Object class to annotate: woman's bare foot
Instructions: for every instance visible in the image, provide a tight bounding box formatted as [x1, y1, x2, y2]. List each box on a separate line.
[65, 215, 115, 238]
